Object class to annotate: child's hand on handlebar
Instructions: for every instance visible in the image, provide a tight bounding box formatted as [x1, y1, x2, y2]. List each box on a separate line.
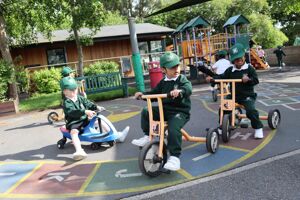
[85, 110, 96, 118]
[206, 76, 214, 83]
[242, 74, 250, 83]
[170, 89, 182, 98]
[135, 92, 143, 100]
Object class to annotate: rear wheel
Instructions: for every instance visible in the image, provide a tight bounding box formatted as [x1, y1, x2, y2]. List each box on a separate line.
[268, 109, 281, 129]
[139, 140, 167, 177]
[57, 137, 67, 149]
[47, 112, 59, 124]
[206, 129, 219, 153]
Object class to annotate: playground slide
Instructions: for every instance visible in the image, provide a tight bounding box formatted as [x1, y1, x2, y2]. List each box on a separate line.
[250, 49, 269, 70]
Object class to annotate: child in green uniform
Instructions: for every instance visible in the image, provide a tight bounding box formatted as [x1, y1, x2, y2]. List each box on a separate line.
[132, 52, 192, 171]
[61, 77, 129, 160]
[206, 43, 264, 139]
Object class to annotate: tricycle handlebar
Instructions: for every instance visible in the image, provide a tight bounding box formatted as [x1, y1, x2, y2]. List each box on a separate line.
[214, 79, 242, 83]
[141, 93, 169, 99]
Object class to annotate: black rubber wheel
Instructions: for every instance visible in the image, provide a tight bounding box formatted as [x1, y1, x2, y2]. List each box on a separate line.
[57, 137, 67, 149]
[47, 111, 59, 124]
[138, 140, 167, 177]
[268, 109, 281, 129]
[108, 141, 115, 147]
[206, 129, 219, 153]
[221, 114, 231, 143]
[212, 89, 218, 102]
[91, 142, 100, 150]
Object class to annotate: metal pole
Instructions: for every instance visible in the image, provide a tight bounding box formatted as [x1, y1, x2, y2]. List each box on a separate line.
[192, 27, 198, 66]
[128, 17, 145, 92]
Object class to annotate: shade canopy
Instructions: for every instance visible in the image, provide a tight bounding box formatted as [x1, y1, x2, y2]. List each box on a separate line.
[223, 14, 250, 28]
[172, 22, 188, 34]
[147, 0, 211, 17]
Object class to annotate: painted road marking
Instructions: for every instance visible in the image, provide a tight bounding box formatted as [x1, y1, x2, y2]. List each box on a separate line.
[0, 163, 39, 194]
[192, 153, 211, 161]
[115, 169, 142, 178]
[231, 132, 253, 140]
[41, 172, 71, 182]
[0, 172, 16, 176]
[181, 144, 247, 177]
[84, 160, 186, 192]
[11, 163, 96, 194]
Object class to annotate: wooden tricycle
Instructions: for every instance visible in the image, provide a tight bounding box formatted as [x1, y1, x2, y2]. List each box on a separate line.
[47, 80, 86, 124]
[215, 79, 281, 143]
[138, 93, 219, 177]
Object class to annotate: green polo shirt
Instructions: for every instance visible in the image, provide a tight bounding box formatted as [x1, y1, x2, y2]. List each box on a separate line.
[63, 95, 97, 129]
[214, 64, 259, 101]
[145, 74, 192, 116]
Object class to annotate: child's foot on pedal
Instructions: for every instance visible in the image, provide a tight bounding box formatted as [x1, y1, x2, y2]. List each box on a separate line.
[116, 126, 130, 143]
[163, 156, 180, 171]
[73, 149, 87, 161]
[131, 135, 150, 147]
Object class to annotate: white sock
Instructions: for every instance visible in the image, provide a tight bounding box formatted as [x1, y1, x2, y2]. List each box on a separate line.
[71, 132, 83, 152]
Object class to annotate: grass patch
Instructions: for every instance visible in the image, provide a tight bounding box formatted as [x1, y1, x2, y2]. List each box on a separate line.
[19, 87, 137, 112]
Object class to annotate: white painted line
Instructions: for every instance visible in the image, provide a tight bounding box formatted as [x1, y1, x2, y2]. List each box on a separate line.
[282, 104, 299, 111]
[192, 153, 211, 161]
[124, 149, 300, 200]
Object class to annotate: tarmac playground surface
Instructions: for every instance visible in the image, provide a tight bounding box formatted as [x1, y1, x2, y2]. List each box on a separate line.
[0, 67, 300, 199]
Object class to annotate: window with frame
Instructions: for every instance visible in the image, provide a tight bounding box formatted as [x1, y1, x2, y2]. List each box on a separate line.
[46, 48, 67, 66]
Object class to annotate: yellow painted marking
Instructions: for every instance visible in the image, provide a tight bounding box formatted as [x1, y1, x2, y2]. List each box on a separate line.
[77, 163, 101, 195]
[4, 163, 43, 194]
[177, 169, 193, 179]
[107, 111, 141, 123]
[201, 100, 218, 114]
[220, 145, 251, 153]
[200, 129, 276, 177]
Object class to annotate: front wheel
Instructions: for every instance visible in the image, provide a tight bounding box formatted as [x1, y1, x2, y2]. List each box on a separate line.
[268, 109, 281, 129]
[206, 129, 219, 153]
[139, 140, 167, 177]
[47, 112, 59, 124]
[57, 137, 67, 149]
[221, 114, 232, 143]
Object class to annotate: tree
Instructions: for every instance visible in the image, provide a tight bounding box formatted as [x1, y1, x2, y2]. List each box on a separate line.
[146, 0, 289, 48]
[0, 0, 61, 100]
[51, 0, 107, 77]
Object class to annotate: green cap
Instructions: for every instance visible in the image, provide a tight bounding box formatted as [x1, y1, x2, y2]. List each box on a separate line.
[229, 43, 245, 62]
[217, 50, 227, 56]
[61, 66, 75, 77]
[160, 52, 180, 68]
[61, 77, 78, 90]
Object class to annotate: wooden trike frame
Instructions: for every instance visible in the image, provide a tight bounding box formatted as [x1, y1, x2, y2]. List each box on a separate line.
[138, 93, 219, 177]
[215, 79, 281, 143]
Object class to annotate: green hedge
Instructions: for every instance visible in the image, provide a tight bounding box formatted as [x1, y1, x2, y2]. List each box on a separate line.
[84, 61, 119, 76]
[0, 60, 13, 101]
[31, 68, 62, 94]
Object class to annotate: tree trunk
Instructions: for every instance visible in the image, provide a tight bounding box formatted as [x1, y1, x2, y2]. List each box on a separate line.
[0, 13, 19, 105]
[73, 28, 84, 77]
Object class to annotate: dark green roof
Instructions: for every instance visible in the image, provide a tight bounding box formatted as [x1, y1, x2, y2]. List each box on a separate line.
[173, 22, 188, 34]
[182, 16, 210, 30]
[147, 0, 211, 17]
[223, 14, 250, 28]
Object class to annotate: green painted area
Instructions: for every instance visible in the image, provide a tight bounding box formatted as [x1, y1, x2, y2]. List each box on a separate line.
[85, 160, 186, 192]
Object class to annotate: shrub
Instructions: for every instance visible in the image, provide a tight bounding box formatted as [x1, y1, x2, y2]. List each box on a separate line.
[84, 61, 119, 76]
[15, 65, 30, 93]
[0, 60, 13, 101]
[31, 68, 61, 94]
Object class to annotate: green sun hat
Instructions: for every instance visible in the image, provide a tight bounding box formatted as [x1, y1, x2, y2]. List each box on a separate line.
[229, 43, 246, 62]
[217, 50, 227, 56]
[61, 66, 75, 77]
[61, 77, 78, 90]
[160, 52, 180, 68]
